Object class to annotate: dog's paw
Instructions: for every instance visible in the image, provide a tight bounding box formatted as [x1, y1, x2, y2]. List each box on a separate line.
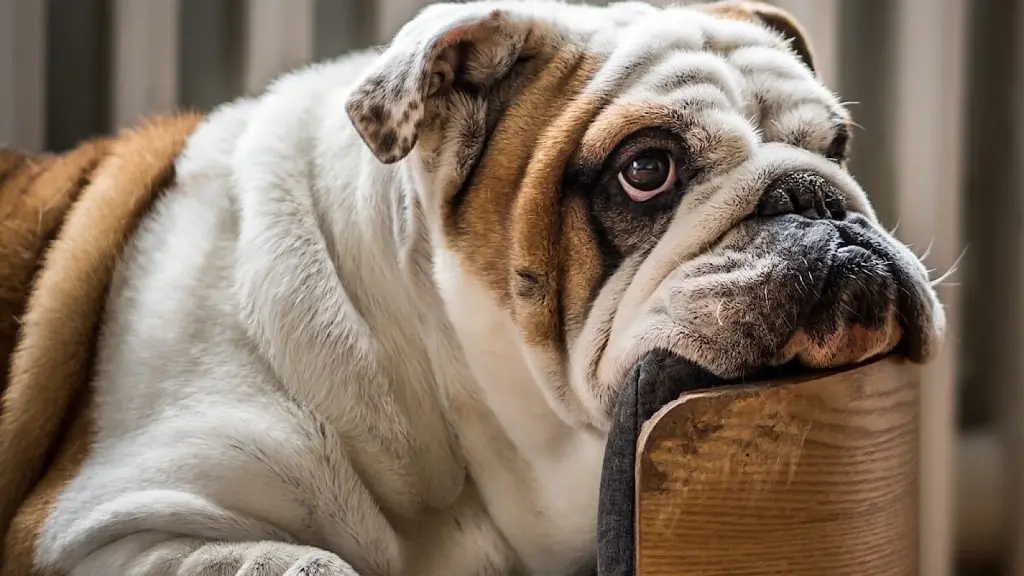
[279, 550, 357, 576]
[178, 542, 358, 576]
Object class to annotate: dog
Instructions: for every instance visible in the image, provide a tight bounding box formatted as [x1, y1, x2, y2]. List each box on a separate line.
[0, 1, 944, 574]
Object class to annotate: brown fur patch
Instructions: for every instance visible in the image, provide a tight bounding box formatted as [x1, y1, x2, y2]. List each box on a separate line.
[697, 1, 761, 24]
[698, 1, 818, 73]
[0, 113, 203, 575]
[558, 195, 602, 342]
[3, 389, 94, 576]
[0, 144, 109, 399]
[577, 100, 752, 177]
[444, 48, 596, 298]
[444, 48, 607, 350]
[509, 89, 608, 348]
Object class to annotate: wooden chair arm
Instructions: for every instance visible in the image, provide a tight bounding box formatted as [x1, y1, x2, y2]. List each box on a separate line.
[635, 356, 919, 576]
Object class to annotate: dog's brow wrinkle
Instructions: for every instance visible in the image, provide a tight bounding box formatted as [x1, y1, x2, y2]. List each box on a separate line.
[664, 83, 734, 112]
[640, 51, 743, 104]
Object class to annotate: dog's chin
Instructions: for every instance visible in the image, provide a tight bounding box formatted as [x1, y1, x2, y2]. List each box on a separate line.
[600, 210, 943, 409]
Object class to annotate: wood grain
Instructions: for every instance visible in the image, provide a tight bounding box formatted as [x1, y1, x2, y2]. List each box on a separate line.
[635, 356, 919, 576]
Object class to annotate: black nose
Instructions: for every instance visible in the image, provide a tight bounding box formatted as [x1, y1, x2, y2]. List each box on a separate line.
[756, 170, 847, 220]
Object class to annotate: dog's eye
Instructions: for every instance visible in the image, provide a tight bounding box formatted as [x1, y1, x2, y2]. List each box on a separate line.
[618, 151, 676, 202]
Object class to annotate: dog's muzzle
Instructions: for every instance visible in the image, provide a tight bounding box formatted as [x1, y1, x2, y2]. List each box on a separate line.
[629, 169, 940, 387]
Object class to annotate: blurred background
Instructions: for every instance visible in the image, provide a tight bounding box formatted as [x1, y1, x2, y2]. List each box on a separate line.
[0, 0, 1021, 574]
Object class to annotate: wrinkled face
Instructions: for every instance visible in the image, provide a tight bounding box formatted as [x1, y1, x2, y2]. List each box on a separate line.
[346, 0, 945, 430]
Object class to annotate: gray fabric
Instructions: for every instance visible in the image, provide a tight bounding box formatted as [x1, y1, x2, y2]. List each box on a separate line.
[596, 350, 726, 576]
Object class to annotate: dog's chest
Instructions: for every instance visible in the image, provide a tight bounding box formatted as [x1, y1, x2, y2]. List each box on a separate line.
[475, 431, 606, 576]
[435, 252, 605, 575]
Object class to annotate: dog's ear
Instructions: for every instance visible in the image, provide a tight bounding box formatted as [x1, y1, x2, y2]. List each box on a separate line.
[745, 2, 817, 72]
[702, 1, 818, 73]
[344, 4, 530, 164]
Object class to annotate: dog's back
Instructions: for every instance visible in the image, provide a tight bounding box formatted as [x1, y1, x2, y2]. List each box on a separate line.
[0, 115, 202, 573]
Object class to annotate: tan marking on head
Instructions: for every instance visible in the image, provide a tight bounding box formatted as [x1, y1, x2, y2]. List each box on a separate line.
[0, 113, 203, 567]
[444, 47, 604, 345]
[699, 1, 817, 74]
[577, 100, 753, 177]
[508, 86, 616, 349]
[698, 1, 761, 24]
[558, 195, 602, 342]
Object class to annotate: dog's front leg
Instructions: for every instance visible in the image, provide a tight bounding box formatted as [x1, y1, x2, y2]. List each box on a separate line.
[73, 535, 360, 576]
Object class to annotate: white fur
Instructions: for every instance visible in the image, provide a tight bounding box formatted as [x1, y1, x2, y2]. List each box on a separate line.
[28, 3, 935, 576]
[36, 48, 600, 576]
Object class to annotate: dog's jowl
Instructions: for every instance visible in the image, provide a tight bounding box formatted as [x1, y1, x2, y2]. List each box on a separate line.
[0, 1, 944, 575]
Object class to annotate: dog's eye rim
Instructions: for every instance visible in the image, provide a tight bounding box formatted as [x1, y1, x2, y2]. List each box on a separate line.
[617, 150, 677, 202]
[602, 128, 693, 205]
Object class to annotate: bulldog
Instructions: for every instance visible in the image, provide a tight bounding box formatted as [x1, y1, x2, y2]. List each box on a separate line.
[0, 1, 944, 575]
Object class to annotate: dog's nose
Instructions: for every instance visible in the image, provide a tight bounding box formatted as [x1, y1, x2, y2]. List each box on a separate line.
[756, 170, 847, 220]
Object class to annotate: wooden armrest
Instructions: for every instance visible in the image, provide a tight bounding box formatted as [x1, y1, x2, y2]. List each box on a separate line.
[635, 356, 919, 576]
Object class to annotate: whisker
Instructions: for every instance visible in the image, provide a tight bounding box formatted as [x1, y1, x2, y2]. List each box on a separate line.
[917, 238, 935, 263]
[929, 246, 968, 287]
[888, 218, 901, 236]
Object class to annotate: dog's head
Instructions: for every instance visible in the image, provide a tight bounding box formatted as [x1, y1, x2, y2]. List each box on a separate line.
[345, 0, 945, 430]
